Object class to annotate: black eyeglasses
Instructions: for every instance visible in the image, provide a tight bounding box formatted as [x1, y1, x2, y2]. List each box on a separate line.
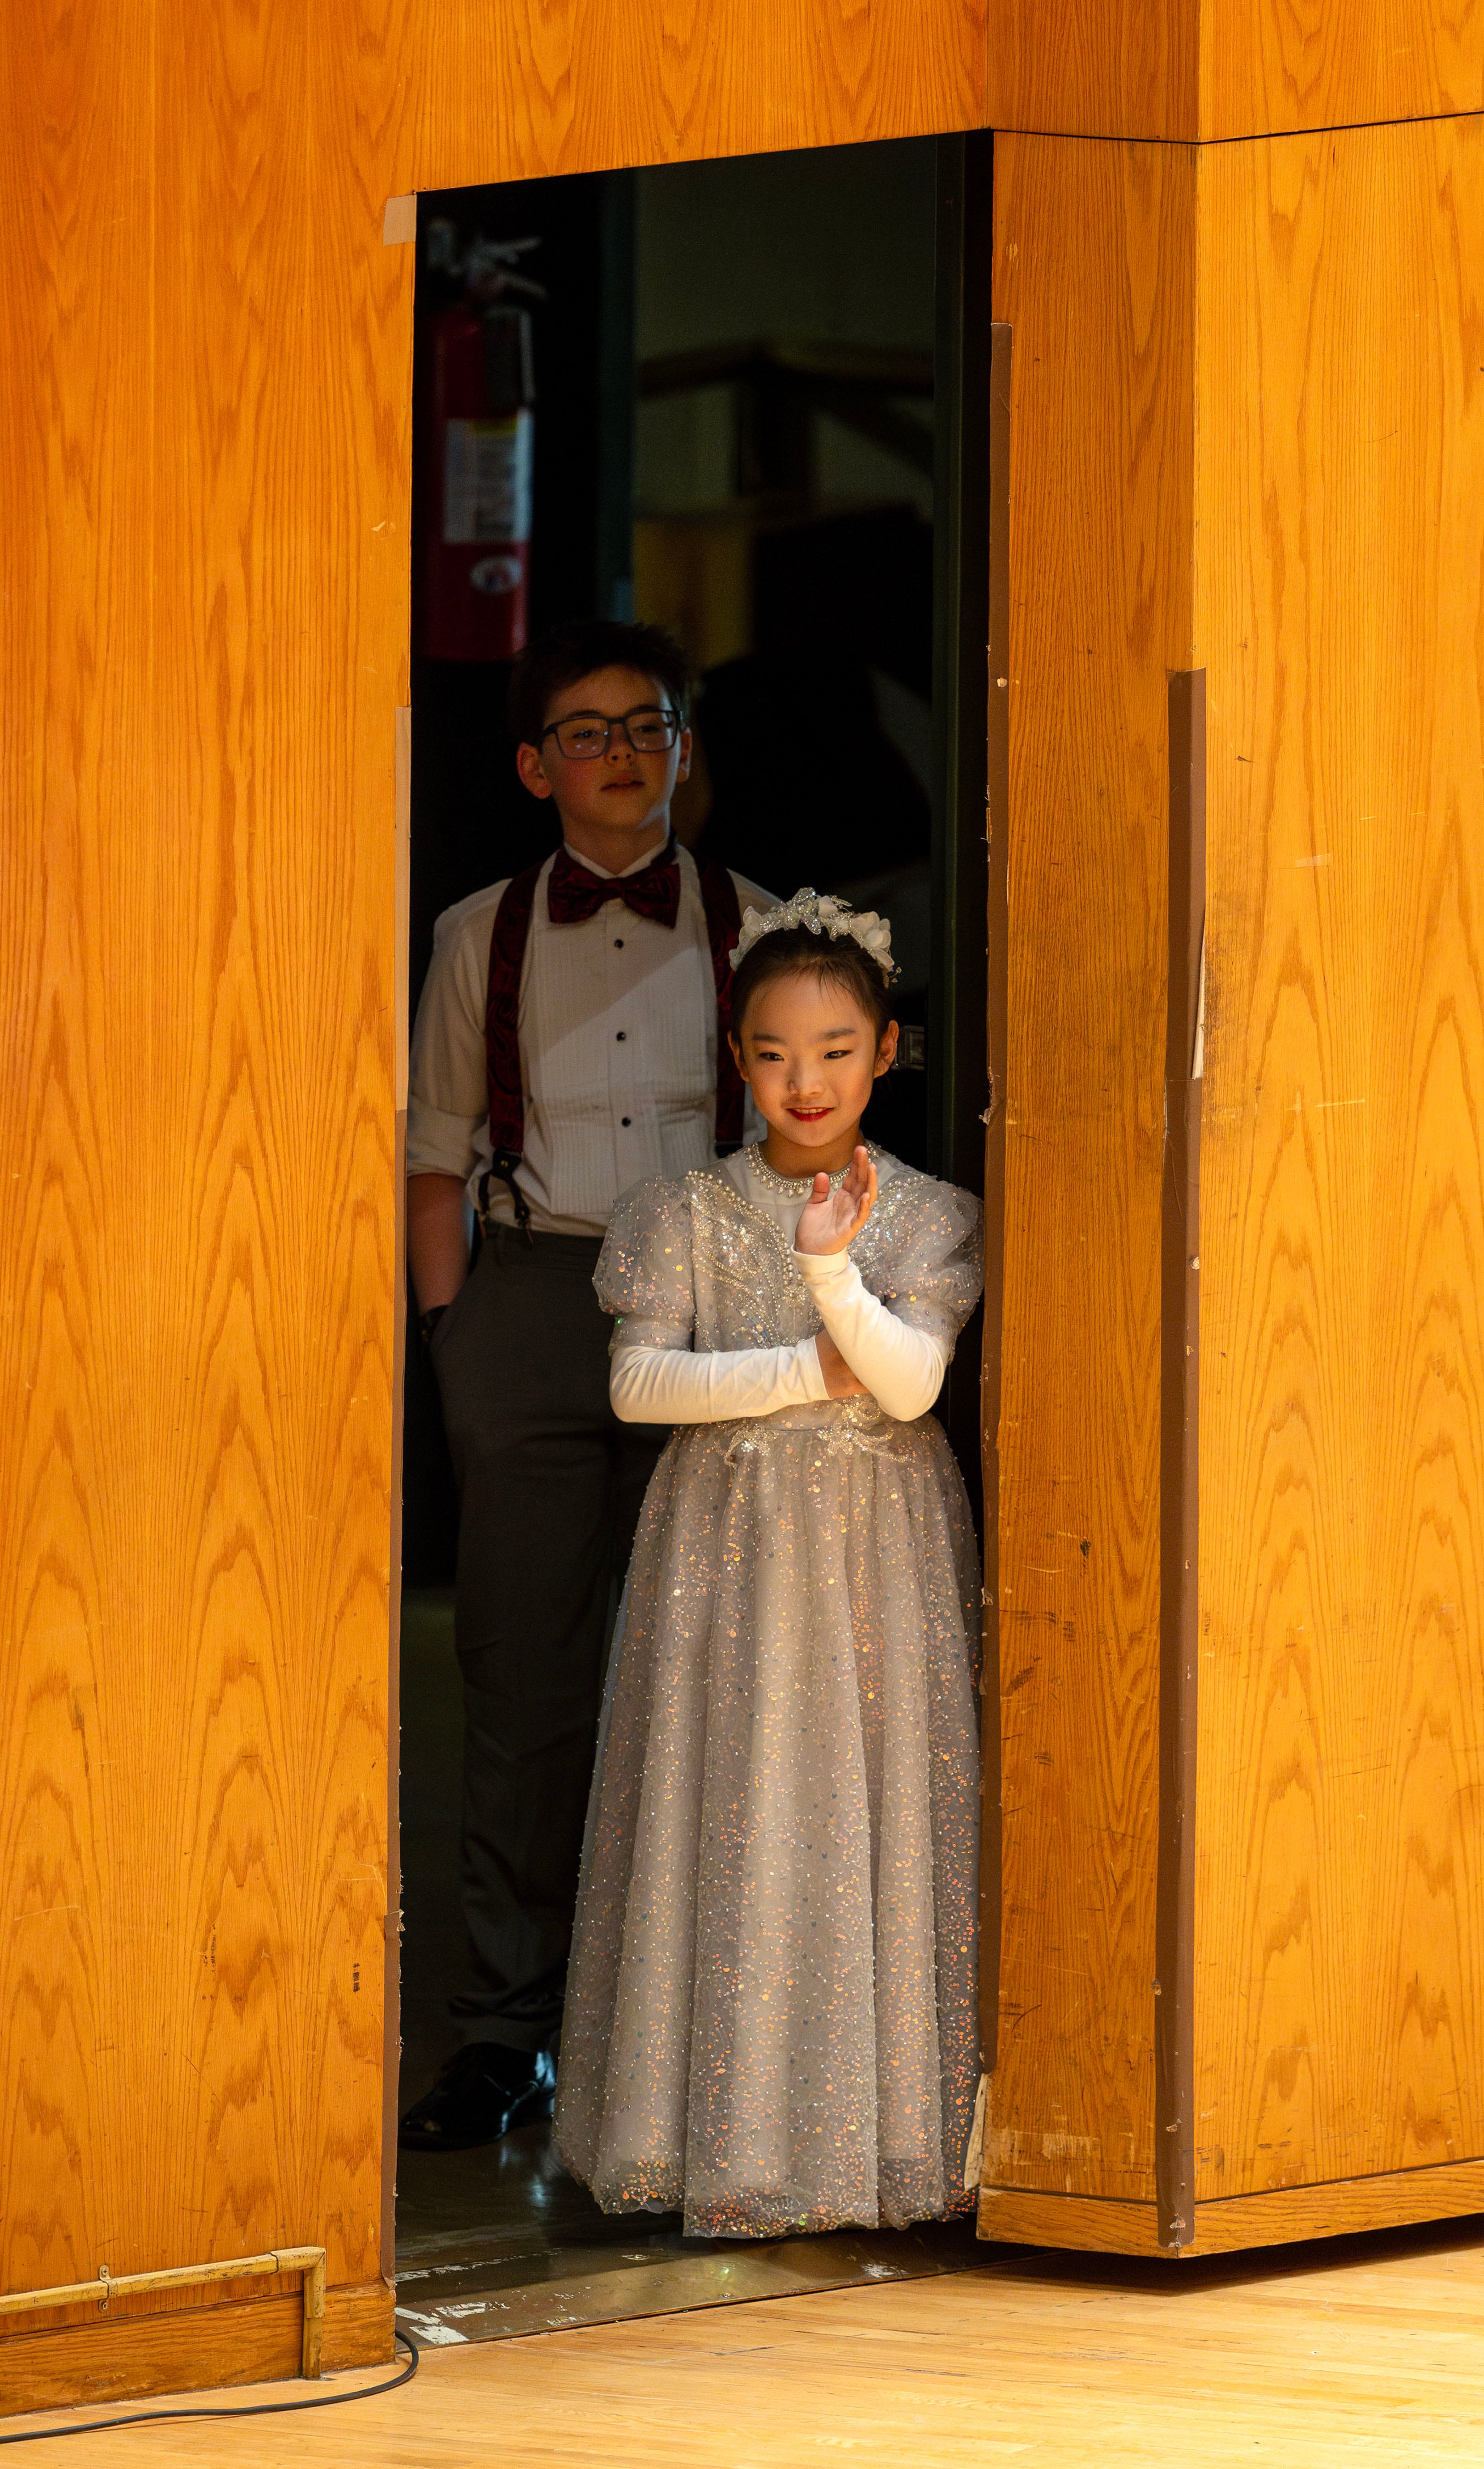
[539, 704, 682, 760]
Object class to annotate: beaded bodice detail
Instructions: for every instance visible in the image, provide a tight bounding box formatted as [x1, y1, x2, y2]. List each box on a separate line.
[684, 1164, 903, 1352]
[598, 1148, 984, 1371]
[742, 1140, 862, 1200]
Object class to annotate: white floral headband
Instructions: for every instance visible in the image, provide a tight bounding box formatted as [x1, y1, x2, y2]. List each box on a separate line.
[728, 888, 895, 982]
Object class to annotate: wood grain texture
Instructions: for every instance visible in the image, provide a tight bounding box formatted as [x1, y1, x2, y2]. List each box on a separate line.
[986, 135, 1197, 2203]
[0, 0, 996, 2412]
[0, 2279, 393, 2418]
[391, 0, 986, 194]
[1192, 2162, 1484, 2253]
[985, 0, 1482, 142]
[1193, 116, 1484, 2201]
[982, 2163, 1484, 2258]
[978, 2188, 1164, 2254]
[985, 0, 1199, 143]
[16, 2238, 1484, 2465]
[1201, 0, 1484, 143]
[0, 0, 407, 2398]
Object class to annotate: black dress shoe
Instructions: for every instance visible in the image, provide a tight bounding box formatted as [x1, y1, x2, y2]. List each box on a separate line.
[398, 2043, 557, 2152]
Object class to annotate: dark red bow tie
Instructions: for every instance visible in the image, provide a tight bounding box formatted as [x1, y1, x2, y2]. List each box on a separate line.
[547, 838, 680, 929]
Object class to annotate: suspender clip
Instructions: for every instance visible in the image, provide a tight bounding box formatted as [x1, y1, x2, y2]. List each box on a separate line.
[481, 1154, 534, 1245]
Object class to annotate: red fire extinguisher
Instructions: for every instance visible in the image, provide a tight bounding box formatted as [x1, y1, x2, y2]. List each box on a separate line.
[418, 236, 544, 662]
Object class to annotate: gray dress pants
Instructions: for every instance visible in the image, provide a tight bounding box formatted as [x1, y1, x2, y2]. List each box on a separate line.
[430, 1221, 665, 2054]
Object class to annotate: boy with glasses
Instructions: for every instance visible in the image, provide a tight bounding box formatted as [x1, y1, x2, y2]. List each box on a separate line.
[400, 618, 770, 2151]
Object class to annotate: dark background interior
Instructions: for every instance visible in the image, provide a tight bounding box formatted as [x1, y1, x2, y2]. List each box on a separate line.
[404, 138, 945, 1586]
[396, 132, 992, 2317]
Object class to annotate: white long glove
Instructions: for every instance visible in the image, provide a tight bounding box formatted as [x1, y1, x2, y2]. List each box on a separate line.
[610, 1334, 829, 1424]
[794, 1249, 947, 1422]
[609, 1252, 946, 1427]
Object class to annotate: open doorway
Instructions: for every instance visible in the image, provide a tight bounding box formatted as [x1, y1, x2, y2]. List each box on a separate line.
[396, 132, 991, 2349]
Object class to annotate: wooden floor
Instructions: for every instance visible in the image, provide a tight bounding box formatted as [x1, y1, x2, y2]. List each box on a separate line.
[9, 2214, 1484, 2462]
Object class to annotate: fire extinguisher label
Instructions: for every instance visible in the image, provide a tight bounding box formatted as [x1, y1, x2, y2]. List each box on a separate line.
[443, 410, 533, 547]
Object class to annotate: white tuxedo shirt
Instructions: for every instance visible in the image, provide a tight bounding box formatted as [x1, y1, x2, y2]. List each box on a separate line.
[407, 841, 770, 1237]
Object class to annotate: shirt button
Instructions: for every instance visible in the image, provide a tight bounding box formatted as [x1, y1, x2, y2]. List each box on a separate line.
[616, 1030, 627, 1041]
[621, 1115, 632, 1127]
[614, 937, 624, 949]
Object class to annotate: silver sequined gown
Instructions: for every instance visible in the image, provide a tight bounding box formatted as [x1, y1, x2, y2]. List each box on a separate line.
[554, 1149, 984, 2239]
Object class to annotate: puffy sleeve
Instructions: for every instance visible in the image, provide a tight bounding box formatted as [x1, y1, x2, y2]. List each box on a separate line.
[877, 1177, 984, 1349]
[594, 1178, 696, 1352]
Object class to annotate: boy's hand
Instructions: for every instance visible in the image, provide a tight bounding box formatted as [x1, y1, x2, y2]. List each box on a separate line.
[794, 1147, 876, 1256]
[816, 1330, 870, 1400]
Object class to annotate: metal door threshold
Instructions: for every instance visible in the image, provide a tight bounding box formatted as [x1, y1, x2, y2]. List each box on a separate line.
[396, 2220, 982, 2345]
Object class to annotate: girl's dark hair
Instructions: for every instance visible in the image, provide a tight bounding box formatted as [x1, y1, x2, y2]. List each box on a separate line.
[730, 924, 896, 1045]
[509, 619, 691, 747]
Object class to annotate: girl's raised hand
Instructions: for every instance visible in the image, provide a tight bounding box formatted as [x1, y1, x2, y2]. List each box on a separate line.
[793, 1146, 877, 1258]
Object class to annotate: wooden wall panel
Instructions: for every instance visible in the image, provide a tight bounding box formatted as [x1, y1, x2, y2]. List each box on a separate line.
[1193, 114, 1484, 2199]
[1201, 0, 1484, 143]
[985, 0, 1199, 143]
[0, 0, 990, 2409]
[392, 0, 986, 192]
[984, 0, 1482, 142]
[0, 0, 159, 2309]
[0, 0, 413, 2331]
[1, 2280, 392, 2419]
[986, 135, 1195, 2202]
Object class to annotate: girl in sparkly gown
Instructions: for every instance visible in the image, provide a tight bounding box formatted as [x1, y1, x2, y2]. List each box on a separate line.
[554, 892, 984, 2238]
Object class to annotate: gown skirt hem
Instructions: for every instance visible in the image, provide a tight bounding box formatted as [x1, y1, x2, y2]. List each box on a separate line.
[554, 1401, 983, 2242]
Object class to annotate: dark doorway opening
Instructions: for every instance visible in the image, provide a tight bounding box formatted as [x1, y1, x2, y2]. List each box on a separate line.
[397, 131, 991, 2348]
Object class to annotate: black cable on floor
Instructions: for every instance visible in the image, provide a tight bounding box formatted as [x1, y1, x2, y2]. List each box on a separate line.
[0, 2328, 420, 2445]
